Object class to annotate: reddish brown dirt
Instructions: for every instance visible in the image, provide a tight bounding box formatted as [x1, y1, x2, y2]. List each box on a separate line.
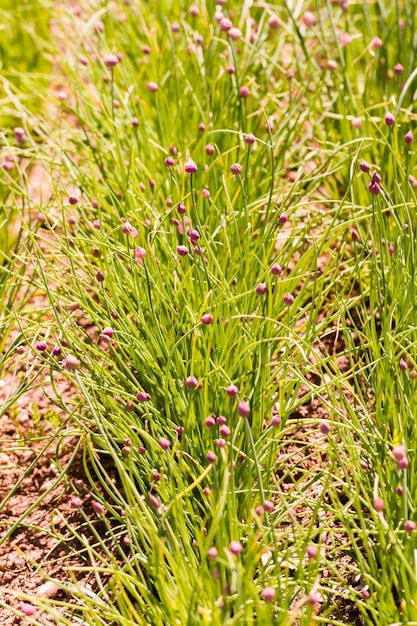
[0, 365, 94, 624]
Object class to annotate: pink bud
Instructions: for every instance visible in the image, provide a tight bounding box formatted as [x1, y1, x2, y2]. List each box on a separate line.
[319, 420, 331, 435]
[68, 195, 79, 205]
[302, 11, 316, 27]
[201, 314, 213, 325]
[184, 158, 198, 174]
[227, 384, 239, 397]
[20, 603, 37, 617]
[64, 354, 80, 370]
[164, 156, 175, 167]
[186, 375, 199, 390]
[283, 293, 294, 306]
[206, 451, 217, 463]
[147, 81, 159, 93]
[136, 391, 151, 402]
[405, 130, 413, 145]
[262, 500, 275, 512]
[393, 444, 406, 460]
[271, 263, 282, 275]
[240, 86, 250, 98]
[229, 540, 243, 554]
[207, 546, 218, 559]
[149, 493, 160, 509]
[238, 399, 250, 418]
[339, 32, 352, 46]
[405, 520, 416, 533]
[373, 497, 384, 512]
[70, 496, 83, 508]
[245, 133, 256, 145]
[177, 245, 189, 257]
[268, 15, 280, 30]
[228, 27, 241, 41]
[306, 545, 318, 559]
[370, 37, 383, 49]
[205, 415, 216, 428]
[205, 144, 215, 155]
[91, 500, 106, 515]
[261, 586, 276, 601]
[219, 18, 233, 31]
[159, 437, 170, 450]
[231, 163, 242, 175]
[394, 63, 404, 74]
[327, 60, 337, 70]
[385, 112, 395, 126]
[104, 54, 119, 67]
[398, 457, 408, 470]
[219, 425, 231, 438]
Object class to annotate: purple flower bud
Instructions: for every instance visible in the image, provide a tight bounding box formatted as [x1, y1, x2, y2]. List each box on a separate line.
[271, 415, 281, 427]
[231, 163, 242, 176]
[201, 314, 213, 325]
[360, 160, 371, 173]
[136, 391, 151, 402]
[405, 520, 416, 533]
[371, 171, 381, 183]
[373, 497, 384, 512]
[159, 437, 170, 450]
[52, 345, 61, 356]
[64, 355, 80, 370]
[215, 438, 226, 448]
[400, 358, 407, 371]
[164, 156, 175, 167]
[283, 293, 294, 306]
[206, 451, 217, 463]
[228, 27, 242, 41]
[36, 341, 47, 352]
[398, 457, 408, 470]
[20, 603, 37, 617]
[319, 420, 331, 435]
[302, 11, 316, 27]
[394, 63, 404, 74]
[205, 415, 216, 428]
[405, 130, 413, 145]
[68, 195, 78, 205]
[205, 144, 215, 156]
[306, 545, 318, 559]
[147, 81, 158, 93]
[238, 399, 251, 418]
[189, 229, 200, 243]
[262, 500, 274, 512]
[393, 444, 406, 460]
[91, 500, 106, 515]
[92, 219, 101, 229]
[177, 245, 189, 257]
[149, 493, 161, 509]
[186, 375, 199, 390]
[226, 384, 238, 397]
[217, 415, 227, 425]
[279, 213, 288, 224]
[268, 15, 280, 30]
[103, 327, 114, 338]
[207, 546, 218, 559]
[104, 54, 119, 67]
[368, 181, 380, 195]
[261, 586, 276, 601]
[385, 112, 395, 126]
[256, 283, 267, 295]
[70, 496, 83, 508]
[219, 425, 231, 438]
[229, 540, 243, 554]
[184, 158, 198, 174]
[245, 133, 256, 145]
[370, 37, 383, 49]
[271, 263, 282, 275]
[219, 18, 233, 31]
[240, 86, 250, 98]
